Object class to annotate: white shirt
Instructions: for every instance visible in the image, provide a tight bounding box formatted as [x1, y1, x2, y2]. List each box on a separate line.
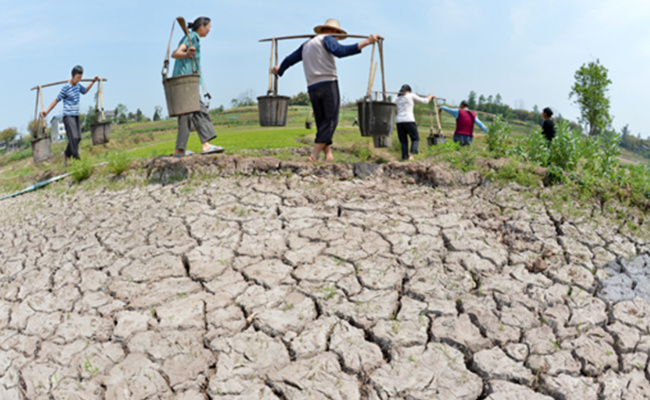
[394, 92, 430, 123]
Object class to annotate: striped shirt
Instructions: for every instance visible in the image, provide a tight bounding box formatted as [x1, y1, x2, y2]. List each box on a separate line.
[56, 83, 88, 116]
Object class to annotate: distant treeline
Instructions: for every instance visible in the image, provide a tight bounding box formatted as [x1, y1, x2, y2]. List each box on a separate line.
[620, 125, 650, 160]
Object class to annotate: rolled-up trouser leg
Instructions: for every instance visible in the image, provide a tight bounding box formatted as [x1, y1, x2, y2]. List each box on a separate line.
[176, 100, 216, 150]
[309, 81, 340, 145]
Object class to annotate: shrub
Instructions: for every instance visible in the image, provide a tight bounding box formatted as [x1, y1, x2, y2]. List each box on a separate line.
[69, 157, 95, 183]
[524, 128, 550, 166]
[549, 121, 582, 172]
[486, 116, 512, 157]
[107, 150, 132, 176]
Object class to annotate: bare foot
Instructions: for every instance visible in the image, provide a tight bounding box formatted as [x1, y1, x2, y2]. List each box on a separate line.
[409, 155, 414, 160]
[307, 155, 316, 162]
[325, 153, 334, 162]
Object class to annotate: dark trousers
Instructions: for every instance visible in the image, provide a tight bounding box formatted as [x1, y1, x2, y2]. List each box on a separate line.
[176, 100, 217, 150]
[453, 133, 473, 146]
[397, 122, 420, 160]
[309, 81, 340, 145]
[62, 115, 81, 160]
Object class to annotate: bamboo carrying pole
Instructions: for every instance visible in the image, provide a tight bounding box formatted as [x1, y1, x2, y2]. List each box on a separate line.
[30, 79, 107, 91]
[259, 34, 370, 42]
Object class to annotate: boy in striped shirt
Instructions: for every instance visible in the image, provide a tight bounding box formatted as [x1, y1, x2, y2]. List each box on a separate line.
[42, 65, 99, 163]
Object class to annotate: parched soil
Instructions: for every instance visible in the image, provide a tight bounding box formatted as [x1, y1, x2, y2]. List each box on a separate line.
[1, 155, 650, 400]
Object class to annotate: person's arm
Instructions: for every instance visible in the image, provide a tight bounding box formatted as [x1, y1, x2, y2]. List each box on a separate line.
[323, 35, 361, 58]
[439, 106, 459, 119]
[83, 76, 100, 93]
[41, 99, 59, 119]
[475, 116, 488, 132]
[273, 44, 303, 76]
[172, 34, 197, 60]
[357, 34, 383, 51]
[412, 93, 432, 104]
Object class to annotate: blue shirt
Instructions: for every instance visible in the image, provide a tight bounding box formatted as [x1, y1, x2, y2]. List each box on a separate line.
[173, 31, 202, 81]
[440, 106, 488, 132]
[56, 83, 88, 116]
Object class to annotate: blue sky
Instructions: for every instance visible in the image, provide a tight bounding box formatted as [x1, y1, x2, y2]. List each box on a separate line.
[2, 0, 650, 138]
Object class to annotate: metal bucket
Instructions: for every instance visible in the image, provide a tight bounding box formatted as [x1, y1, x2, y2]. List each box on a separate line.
[90, 122, 111, 145]
[357, 100, 396, 137]
[427, 133, 447, 147]
[257, 95, 290, 126]
[163, 73, 201, 117]
[31, 136, 52, 163]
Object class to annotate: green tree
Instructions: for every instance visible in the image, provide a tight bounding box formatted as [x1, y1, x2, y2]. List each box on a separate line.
[0, 127, 18, 143]
[115, 104, 128, 124]
[569, 59, 612, 136]
[467, 91, 477, 109]
[153, 106, 162, 121]
[289, 91, 310, 106]
[135, 109, 143, 122]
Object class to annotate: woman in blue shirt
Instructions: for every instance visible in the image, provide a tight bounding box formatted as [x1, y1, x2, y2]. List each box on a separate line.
[171, 16, 224, 156]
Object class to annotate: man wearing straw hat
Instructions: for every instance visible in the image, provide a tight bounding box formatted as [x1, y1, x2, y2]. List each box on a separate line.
[273, 19, 382, 162]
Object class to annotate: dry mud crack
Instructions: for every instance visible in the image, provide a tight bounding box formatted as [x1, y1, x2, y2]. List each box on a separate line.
[1, 156, 650, 400]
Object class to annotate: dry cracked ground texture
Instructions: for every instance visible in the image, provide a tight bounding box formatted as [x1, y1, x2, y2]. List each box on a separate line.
[1, 158, 650, 400]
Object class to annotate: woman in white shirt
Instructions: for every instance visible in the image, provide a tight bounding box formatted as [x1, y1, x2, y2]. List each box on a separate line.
[393, 84, 434, 160]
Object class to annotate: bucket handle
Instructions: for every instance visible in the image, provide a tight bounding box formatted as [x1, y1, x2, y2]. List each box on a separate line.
[267, 39, 280, 96]
[95, 80, 105, 123]
[377, 39, 387, 102]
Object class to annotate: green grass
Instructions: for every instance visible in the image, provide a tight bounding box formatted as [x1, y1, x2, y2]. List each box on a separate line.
[127, 127, 313, 159]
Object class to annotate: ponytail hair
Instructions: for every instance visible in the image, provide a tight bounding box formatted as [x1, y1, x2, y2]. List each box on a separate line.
[188, 16, 211, 32]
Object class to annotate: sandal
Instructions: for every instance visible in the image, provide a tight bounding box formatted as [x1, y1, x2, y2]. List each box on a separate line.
[172, 150, 194, 158]
[201, 145, 225, 154]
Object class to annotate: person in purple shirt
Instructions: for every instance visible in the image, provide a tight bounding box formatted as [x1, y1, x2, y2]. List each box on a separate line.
[273, 19, 382, 162]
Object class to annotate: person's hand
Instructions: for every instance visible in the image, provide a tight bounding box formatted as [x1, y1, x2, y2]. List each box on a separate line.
[186, 47, 197, 58]
[428, 95, 435, 101]
[368, 34, 383, 44]
[40, 111, 47, 119]
[272, 65, 280, 76]
[94, 76, 100, 82]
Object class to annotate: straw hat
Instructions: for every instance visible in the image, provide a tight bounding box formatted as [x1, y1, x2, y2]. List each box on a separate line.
[313, 18, 347, 37]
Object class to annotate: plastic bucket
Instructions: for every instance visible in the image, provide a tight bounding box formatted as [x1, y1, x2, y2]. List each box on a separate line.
[257, 95, 290, 126]
[163, 74, 201, 117]
[357, 101, 397, 137]
[31, 136, 52, 163]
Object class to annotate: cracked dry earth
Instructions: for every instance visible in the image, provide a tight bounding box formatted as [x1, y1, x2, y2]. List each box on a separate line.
[1, 157, 650, 400]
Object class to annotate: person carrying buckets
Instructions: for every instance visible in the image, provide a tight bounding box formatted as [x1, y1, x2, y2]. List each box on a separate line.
[41, 65, 100, 164]
[393, 84, 435, 160]
[439, 100, 488, 147]
[171, 16, 224, 157]
[273, 19, 382, 162]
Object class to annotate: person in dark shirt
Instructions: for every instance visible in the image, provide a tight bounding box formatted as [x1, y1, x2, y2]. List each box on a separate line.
[541, 107, 556, 143]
